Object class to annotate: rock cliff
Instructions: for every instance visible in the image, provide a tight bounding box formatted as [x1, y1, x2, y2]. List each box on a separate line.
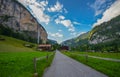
[0, 0, 47, 43]
[89, 15, 120, 44]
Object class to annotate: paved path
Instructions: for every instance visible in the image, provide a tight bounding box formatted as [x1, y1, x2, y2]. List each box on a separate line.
[43, 51, 107, 77]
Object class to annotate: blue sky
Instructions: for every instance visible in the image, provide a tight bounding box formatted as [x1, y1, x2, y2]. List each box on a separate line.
[18, 0, 120, 43]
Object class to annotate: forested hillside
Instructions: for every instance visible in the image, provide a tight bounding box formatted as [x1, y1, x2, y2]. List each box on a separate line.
[62, 15, 120, 52]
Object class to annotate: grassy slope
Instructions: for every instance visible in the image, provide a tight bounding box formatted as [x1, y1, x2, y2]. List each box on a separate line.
[0, 35, 37, 52]
[0, 35, 54, 77]
[64, 52, 120, 77]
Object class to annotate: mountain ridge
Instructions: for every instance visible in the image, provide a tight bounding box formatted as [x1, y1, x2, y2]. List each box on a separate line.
[62, 15, 120, 49]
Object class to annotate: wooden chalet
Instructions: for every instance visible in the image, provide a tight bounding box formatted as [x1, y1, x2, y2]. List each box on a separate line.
[60, 46, 69, 51]
[38, 44, 52, 51]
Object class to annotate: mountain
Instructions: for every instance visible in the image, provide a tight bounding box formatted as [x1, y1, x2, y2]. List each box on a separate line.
[62, 15, 120, 49]
[61, 32, 89, 47]
[48, 39, 58, 45]
[0, 0, 47, 43]
[89, 15, 120, 44]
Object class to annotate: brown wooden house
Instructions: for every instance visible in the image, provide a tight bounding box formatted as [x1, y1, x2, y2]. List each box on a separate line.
[38, 44, 52, 51]
[60, 46, 69, 51]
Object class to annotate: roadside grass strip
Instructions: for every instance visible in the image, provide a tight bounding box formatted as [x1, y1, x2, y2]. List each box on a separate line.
[0, 52, 54, 77]
[64, 52, 120, 77]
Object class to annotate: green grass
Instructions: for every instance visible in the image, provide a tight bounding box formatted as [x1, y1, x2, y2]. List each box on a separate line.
[64, 52, 120, 77]
[0, 35, 54, 77]
[71, 51, 120, 59]
[0, 35, 36, 52]
[0, 52, 54, 77]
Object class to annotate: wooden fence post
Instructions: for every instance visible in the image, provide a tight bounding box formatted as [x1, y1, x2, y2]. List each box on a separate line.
[34, 57, 37, 73]
[33, 57, 38, 77]
[85, 54, 88, 62]
[46, 53, 48, 62]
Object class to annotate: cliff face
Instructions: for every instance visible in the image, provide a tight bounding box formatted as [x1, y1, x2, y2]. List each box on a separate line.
[0, 0, 47, 43]
[89, 15, 120, 44]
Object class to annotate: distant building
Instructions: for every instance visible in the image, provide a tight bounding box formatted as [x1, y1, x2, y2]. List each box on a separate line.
[60, 46, 69, 51]
[38, 44, 52, 51]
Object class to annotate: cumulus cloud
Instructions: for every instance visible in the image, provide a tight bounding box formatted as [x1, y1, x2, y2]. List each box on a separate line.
[55, 15, 75, 32]
[73, 21, 81, 25]
[48, 32, 63, 38]
[60, 20, 72, 27]
[47, 1, 63, 12]
[93, 0, 120, 27]
[90, 0, 113, 16]
[29, 5, 50, 24]
[59, 15, 65, 20]
[18, 0, 50, 24]
[58, 29, 62, 32]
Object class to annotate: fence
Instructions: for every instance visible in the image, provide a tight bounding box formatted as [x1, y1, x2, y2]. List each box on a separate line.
[70, 53, 88, 62]
[33, 52, 54, 77]
[70, 53, 120, 62]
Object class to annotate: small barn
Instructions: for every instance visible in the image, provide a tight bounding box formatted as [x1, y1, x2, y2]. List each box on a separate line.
[38, 44, 52, 51]
[60, 46, 69, 51]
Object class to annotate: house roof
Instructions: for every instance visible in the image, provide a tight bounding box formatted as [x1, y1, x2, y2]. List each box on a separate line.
[38, 44, 51, 47]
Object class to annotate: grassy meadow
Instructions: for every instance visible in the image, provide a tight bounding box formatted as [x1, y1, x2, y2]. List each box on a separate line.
[0, 35, 37, 52]
[72, 51, 120, 59]
[64, 52, 120, 77]
[0, 35, 54, 77]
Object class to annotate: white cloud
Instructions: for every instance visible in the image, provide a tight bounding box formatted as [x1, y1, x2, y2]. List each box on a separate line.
[48, 1, 63, 12]
[55, 18, 60, 24]
[40, 1, 48, 7]
[93, 0, 120, 27]
[18, 0, 50, 24]
[90, 0, 113, 16]
[59, 15, 65, 19]
[64, 8, 68, 13]
[60, 20, 72, 27]
[56, 19, 75, 32]
[58, 29, 62, 32]
[49, 32, 63, 38]
[68, 26, 75, 32]
[73, 21, 81, 25]
[55, 15, 75, 32]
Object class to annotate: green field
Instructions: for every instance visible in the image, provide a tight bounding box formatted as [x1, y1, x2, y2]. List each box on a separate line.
[0, 52, 54, 77]
[0, 35, 37, 52]
[0, 35, 54, 77]
[64, 52, 120, 77]
[71, 51, 120, 59]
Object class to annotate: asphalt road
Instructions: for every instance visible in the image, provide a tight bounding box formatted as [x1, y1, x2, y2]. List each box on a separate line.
[43, 51, 108, 77]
